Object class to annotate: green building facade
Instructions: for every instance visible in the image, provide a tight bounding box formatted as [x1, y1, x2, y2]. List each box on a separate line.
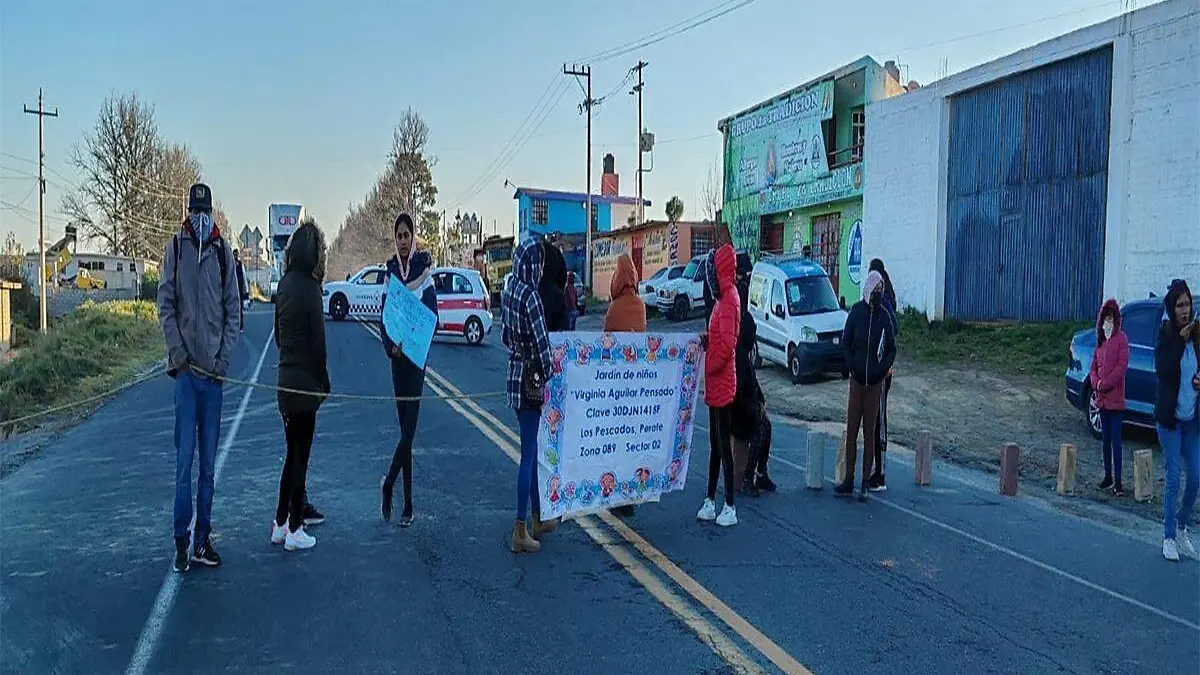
[718, 56, 904, 305]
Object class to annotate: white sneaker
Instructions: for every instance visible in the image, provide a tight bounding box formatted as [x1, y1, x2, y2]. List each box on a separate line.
[716, 504, 738, 527]
[1176, 528, 1197, 559]
[696, 498, 717, 522]
[270, 520, 288, 545]
[1163, 538, 1180, 562]
[284, 526, 316, 551]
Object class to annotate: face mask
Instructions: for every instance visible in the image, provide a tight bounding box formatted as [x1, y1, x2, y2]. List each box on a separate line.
[189, 212, 214, 241]
[869, 291, 882, 309]
[1103, 318, 1114, 340]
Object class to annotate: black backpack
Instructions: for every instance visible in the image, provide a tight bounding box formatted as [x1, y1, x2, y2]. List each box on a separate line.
[172, 234, 229, 289]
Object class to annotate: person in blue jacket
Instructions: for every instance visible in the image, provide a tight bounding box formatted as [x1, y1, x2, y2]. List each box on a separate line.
[379, 212, 438, 527]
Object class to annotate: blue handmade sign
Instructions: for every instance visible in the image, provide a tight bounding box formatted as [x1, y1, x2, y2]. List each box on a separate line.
[383, 275, 437, 369]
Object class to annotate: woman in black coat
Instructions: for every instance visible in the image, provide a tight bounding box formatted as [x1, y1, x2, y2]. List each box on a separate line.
[271, 217, 330, 552]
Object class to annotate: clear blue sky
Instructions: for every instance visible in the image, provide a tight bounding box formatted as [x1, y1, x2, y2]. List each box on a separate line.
[1, 0, 1135, 252]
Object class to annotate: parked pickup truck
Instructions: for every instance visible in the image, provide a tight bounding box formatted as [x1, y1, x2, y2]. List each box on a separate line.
[654, 254, 709, 322]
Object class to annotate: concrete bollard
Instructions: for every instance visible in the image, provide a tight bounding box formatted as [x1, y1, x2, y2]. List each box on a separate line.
[1057, 443, 1077, 495]
[805, 432, 825, 490]
[999, 443, 1020, 496]
[834, 430, 848, 485]
[915, 430, 933, 486]
[1133, 449, 1154, 502]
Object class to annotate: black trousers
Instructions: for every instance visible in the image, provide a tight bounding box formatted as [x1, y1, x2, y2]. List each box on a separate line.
[872, 374, 892, 475]
[707, 405, 736, 506]
[276, 411, 317, 531]
[745, 414, 772, 479]
[384, 357, 425, 506]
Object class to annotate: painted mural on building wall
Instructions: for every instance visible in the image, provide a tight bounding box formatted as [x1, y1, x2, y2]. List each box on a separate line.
[591, 237, 628, 280]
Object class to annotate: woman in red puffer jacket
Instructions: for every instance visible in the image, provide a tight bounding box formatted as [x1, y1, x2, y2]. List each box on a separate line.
[1089, 298, 1129, 495]
[697, 242, 741, 527]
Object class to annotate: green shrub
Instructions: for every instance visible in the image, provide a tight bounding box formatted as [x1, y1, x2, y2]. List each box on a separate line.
[0, 300, 162, 426]
[140, 268, 161, 301]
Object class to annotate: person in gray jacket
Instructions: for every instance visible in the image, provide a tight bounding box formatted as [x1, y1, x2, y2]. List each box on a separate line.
[157, 182, 242, 573]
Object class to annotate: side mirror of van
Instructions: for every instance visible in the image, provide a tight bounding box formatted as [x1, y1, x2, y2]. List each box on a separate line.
[773, 305, 785, 319]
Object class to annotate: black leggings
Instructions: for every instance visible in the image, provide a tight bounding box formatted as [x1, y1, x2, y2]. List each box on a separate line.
[746, 414, 772, 477]
[276, 411, 317, 531]
[707, 405, 736, 506]
[384, 357, 425, 506]
[873, 374, 892, 474]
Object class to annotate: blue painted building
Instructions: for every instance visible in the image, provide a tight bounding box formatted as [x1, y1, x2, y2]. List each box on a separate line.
[513, 186, 649, 279]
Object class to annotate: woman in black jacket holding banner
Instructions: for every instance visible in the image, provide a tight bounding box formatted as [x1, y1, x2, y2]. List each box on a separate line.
[380, 212, 438, 527]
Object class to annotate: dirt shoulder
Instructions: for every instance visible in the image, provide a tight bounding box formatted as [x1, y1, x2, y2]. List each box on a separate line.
[576, 307, 1172, 524]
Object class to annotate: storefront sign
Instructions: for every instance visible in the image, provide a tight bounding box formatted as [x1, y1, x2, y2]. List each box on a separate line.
[726, 80, 834, 203]
[591, 237, 627, 278]
[760, 163, 865, 214]
[643, 228, 669, 270]
[537, 332, 703, 518]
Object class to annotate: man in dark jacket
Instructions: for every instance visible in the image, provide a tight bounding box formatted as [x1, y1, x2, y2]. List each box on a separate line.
[539, 239, 569, 332]
[157, 183, 241, 572]
[233, 250, 249, 332]
[731, 251, 775, 496]
[837, 270, 896, 501]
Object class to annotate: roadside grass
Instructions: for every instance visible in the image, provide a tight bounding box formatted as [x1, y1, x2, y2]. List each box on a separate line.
[897, 307, 1089, 381]
[0, 300, 163, 431]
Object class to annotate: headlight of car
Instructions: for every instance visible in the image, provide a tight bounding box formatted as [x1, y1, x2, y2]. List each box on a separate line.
[799, 326, 818, 343]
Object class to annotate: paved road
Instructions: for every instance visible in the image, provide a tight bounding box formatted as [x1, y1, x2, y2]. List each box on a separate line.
[2, 307, 1197, 674]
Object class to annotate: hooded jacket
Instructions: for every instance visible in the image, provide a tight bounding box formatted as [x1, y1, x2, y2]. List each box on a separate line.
[539, 240, 569, 332]
[381, 248, 438, 359]
[841, 289, 897, 388]
[603, 254, 647, 332]
[158, 218, 241, 378]
[704, 244, 740, 407]
[502, 239, 554, 410]
[1089, 299, 1129, 411]
[274, 223, 331, 414]
[733, 253, 764, 417]
[1155, 280, 1200, 428]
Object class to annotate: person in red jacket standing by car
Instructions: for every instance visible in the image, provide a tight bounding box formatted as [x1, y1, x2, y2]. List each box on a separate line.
[1090, 298, 1130, 495]
[697, 241, 741, 527]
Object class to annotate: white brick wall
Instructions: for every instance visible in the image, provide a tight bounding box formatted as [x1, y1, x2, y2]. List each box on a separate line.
[864, 0, 1200, 319]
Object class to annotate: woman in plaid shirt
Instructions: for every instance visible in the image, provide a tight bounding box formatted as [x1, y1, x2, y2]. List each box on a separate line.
[502, 238, 556, 553]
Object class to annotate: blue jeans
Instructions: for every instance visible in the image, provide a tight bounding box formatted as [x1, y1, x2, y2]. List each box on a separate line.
[516, 408, 541, 521]
[1101, 409, 1124, 483]
[567, 311, 579, 331]
[174, 370, 224, 544]
[1158, 416, 1200, 540]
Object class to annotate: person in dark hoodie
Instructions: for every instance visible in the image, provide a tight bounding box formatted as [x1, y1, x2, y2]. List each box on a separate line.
[867, 258, 898, 492]
[1155, 279, 1200, 562]
[837, 270, 897, 502]
[696, 242, 741, 527]
[1089, 298, 1129, 496]
[270, 217, 330, 552]
[502, 238, 557, 553]
[539, 239, 569, 332]
[730, 251, 775, 497]
[379, 212, 439, 527]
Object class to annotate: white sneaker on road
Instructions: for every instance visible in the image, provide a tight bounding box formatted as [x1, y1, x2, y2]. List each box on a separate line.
[284, 526, 316, 551]
[1176, 528, 1197, 559]
[271, 521, 288, 545]
[1163, 538, 1180, 562]
[696, 499, 717, 522]
[716, 504, 738, 527]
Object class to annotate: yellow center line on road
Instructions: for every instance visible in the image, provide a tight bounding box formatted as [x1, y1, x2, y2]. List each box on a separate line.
[416, 352, 814, 675]
[356, 321, 792, 674]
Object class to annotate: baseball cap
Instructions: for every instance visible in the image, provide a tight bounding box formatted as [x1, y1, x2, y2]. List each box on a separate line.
[188, 183, 213, 212]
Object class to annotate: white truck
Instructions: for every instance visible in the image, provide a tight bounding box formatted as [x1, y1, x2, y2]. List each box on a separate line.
[267, 203, 306, 301]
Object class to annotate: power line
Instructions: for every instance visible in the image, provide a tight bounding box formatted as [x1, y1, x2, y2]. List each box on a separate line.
[573, 0, 757, 65]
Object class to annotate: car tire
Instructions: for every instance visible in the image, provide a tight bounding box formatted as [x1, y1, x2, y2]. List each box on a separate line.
[750, 341, 763, 369]
[672, 296, 689, 322]
[329, 293, 349, 322]
[464, 316, 485, 346]
[1085, 385, 1103, 439]
[789, 346, 805, 385]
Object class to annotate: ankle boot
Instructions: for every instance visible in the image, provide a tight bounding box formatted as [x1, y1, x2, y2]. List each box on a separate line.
[510, 520, 541, 553]
[531, 507, 559, 538]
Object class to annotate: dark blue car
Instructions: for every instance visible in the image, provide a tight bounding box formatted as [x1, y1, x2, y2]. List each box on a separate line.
[1065, 298, 1164, 438]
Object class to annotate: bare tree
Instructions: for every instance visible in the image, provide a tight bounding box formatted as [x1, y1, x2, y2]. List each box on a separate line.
[62, 93, 203, 260]
[700, 156, 723, 222]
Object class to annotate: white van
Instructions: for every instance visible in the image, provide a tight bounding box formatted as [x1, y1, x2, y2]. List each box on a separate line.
[746, 254, 849, 383]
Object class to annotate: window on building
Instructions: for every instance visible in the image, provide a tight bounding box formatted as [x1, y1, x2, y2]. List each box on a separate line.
[117, 262, 124, 272]
[851, 106, 866, 161]
[98, 261, 106, 270]
[590, 203, 598, 231]
[691, 230, 714, 256]
[532, 200, 548, 225]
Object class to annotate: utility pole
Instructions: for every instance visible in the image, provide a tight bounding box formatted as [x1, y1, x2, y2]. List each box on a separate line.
[631, 60, 648, 226]
[563, 64, 594, 288]
[24, 89, 58, 334]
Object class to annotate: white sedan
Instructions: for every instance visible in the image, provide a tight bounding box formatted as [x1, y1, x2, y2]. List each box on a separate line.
[322, 265, 493, 345]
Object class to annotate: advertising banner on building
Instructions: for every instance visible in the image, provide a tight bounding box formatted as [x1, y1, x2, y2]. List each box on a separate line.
[725, 80, 834, 204]
[537, 332, 703, 519]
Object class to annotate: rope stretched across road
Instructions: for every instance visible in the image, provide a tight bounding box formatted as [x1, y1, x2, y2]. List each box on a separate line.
[0, 366, 165, 431]
[188, 365, 509, 404]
